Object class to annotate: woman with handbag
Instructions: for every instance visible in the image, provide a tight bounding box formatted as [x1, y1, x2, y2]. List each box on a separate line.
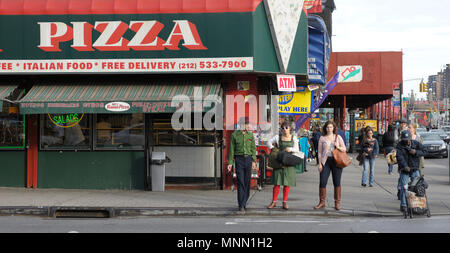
[267, 121, 300, 210]
[360, 127, 379, 187]
[314, 121, 346, 211]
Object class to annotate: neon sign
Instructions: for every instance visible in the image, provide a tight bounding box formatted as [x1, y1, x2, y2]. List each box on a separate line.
[48, 113, 84, 128]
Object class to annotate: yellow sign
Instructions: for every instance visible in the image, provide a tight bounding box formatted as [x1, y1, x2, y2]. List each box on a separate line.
[355, 119, 378, 132]
[278, 89, 313, 115]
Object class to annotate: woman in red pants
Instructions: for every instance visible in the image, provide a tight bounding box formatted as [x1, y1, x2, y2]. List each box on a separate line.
[267, 121, 300, 210]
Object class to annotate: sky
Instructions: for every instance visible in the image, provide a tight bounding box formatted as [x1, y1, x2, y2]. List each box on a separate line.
[332, 0, 450, 99]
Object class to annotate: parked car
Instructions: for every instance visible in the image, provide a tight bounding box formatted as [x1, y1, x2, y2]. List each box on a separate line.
[420, 132, 448, 158]
[443, 125, 450, 136]
[430, 129, 450, 143]
[416, 128, 427, 134]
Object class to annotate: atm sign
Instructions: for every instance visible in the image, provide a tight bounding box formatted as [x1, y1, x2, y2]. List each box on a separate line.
[277, 74, 296, 92]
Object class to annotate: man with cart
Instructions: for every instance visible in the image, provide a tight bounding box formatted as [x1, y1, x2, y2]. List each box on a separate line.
[396, 130, 427, 212]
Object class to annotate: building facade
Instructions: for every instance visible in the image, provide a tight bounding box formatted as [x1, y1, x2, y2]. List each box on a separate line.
[0, 0, 309, 190]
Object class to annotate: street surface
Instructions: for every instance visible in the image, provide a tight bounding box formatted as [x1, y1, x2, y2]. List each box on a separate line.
[1, 215, 450, 233]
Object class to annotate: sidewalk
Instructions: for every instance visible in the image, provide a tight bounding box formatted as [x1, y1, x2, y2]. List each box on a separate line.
[0, 154, 449, 218]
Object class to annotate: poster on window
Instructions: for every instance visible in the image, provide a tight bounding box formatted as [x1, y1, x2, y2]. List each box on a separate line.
[355, 119, 378, 132]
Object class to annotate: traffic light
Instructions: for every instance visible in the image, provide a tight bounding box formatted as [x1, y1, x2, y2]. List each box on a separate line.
[423, 82, 428, 92]
[419, 81, 428, 92]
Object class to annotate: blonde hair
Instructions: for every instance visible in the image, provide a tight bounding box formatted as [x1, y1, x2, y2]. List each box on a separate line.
[409, 123, 418, 134]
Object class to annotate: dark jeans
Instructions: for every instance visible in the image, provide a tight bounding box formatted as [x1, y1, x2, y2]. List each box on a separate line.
[319, 157, 343, 188]
[235, 155, 252, 208]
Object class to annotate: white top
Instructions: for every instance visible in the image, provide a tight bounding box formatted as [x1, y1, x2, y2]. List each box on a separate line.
[267, 134, 300, 153]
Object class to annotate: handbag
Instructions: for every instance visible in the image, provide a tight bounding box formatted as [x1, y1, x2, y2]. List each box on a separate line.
[386, 150, 397, 165]
[332, 135, 351, 169]
[268, 148, 283, 170]
[276, 151, 302, 166]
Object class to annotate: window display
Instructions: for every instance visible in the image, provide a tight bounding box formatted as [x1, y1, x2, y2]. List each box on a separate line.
[40, 113, 91, 150]
[0, 104, 25, 149]
[95, 114, 145, 150]
[153, 118, 217, 146]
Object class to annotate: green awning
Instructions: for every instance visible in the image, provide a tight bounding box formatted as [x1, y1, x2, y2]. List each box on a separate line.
[19, 82, 222, 114]
[0, 85, 19, 111]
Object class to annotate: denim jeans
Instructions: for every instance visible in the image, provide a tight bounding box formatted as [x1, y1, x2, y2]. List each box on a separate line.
[399, 170, 420, 207]
[362, 158, 376, 186]
[319, 157, 342, 188]
[384, 146, 394, 174]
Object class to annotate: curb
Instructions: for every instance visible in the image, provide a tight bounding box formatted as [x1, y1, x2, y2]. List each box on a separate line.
[2, 206, 448, 218]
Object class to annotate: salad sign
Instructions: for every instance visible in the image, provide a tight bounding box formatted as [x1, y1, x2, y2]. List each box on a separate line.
[48, 113, 84, 128]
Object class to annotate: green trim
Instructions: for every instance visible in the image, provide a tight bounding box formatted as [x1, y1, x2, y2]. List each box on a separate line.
[252, 3, 279, 73]
[251, 4, 308, 75]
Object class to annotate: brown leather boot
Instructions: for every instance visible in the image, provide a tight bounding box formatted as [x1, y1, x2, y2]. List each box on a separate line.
[314, 188, 326, 209]
[267, 202, 277, 209]
[334, 186, 342, 211]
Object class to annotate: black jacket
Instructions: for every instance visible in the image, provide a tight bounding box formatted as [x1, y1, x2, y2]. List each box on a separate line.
[382, 130, 396, 148]
[396, 140, 427, 173]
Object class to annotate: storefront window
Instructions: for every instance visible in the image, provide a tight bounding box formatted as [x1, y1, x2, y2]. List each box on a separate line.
[153, 118, 217, 146]
[0, 104, 25, 149]
[95, 114, 145, 150]
[40, 113, 91, 150]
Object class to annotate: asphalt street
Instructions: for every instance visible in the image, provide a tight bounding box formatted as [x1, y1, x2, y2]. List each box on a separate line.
[1, 215, 450, 233]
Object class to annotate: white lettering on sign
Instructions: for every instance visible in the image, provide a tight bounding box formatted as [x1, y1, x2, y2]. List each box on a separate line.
[277, 74, 296, 92]
[128, 21, 165, 50]
[37, 20, 207, 52]
[38, 22, 73, 51]
[93, 21, 129, 51]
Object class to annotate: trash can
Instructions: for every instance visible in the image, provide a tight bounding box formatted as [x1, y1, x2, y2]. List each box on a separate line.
[151, 152, 171, 192]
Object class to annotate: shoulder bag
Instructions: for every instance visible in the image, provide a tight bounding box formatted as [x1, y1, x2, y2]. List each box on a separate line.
[332, 135, 352, 169]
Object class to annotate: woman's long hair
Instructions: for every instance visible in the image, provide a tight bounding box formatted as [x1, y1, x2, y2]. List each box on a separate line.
[364, 126, 374, 141]
[322, 120, 337, 135]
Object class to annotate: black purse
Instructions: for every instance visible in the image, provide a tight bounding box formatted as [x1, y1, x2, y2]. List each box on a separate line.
[276, 151, 302, 166]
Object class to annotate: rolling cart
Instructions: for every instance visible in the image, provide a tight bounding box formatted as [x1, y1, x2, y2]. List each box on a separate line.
[404, 175, 431, 219]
